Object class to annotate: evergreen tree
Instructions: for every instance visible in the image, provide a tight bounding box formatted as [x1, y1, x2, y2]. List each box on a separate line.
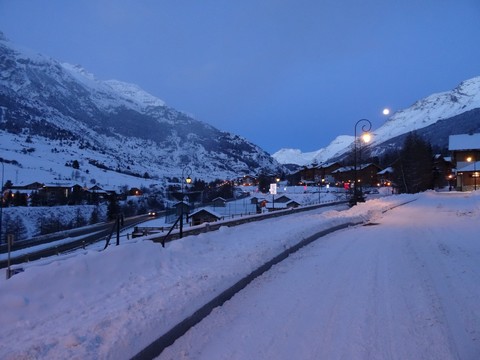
[393, 132, 434, 193]
[75, 208, 87, 228]
[90, 206, 100, 224]
[3, 214, 28, 242]
[257, 173, 270, 193]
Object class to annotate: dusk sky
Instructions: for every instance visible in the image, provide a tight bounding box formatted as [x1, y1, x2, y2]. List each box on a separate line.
[1, 1, 479, 154]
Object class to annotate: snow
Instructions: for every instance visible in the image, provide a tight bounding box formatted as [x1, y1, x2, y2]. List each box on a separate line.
[273, 77, 480, 166]
[449, 133, 480, 151]
[1, 191, 479, 359]
[272, 135, 353, 165]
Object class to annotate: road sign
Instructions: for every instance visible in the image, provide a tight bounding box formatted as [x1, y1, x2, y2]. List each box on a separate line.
[269, 183, 277, 195]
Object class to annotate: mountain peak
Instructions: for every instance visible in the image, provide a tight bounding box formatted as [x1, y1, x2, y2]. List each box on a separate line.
[1, 35, 282, 185]
[273, 76, 480, 165]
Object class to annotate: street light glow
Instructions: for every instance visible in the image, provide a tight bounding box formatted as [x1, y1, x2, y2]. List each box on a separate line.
[362, 132, 371, 143]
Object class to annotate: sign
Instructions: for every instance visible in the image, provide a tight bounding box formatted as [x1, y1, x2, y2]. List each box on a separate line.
[269, 183, 277, 195]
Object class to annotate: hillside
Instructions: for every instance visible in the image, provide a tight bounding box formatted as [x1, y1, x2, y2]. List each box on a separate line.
[0, 32, 282, 189]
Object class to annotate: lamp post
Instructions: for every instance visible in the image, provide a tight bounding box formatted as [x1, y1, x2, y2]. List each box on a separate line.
[352, 118, 372, 206]
[467, 156, 477, 191]
[179, 165, 192, 238]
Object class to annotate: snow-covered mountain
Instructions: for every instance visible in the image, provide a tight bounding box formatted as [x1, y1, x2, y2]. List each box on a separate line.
[274, 77, 480, 165]
[273, 135, 353, 166]
[0, 32, 282, 189]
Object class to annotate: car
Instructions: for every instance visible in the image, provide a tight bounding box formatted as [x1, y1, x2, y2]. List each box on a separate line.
[147, 210, 157, 217]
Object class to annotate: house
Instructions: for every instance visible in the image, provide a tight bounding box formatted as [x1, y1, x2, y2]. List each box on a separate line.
[285, 200, 301, 208]
[240, 175, 257, 186]
[432, 154, 454, 189]
[174, 201, 191, 217]
[316, 162, 342, 184]
[129, 187, 143, 196]
[332, 163, 382, 187]
[211, 197, 227, 207]
[449, 133, 480, 191]
[287, 162, 342, 186]
[189, 208, 222, 226]
[265, 199, 300, 211]
[274, 195, 292, 203]
[377, 167, 394, 187]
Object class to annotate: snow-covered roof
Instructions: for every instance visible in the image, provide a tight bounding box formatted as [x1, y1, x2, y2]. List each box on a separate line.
[378, 167, 393, 175]
[448, 133, 480, 151]
[190, 207, 222, 218]
[457, 161, 480, 172]
[333, 163, 378, 173]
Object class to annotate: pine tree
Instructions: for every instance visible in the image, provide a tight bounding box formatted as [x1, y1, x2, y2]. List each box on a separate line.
[393, 132, 434, 193]
[4, 214, 28, 242]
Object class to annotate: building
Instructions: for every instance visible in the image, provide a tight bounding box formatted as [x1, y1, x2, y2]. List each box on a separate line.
[448, 133, 480, 191]
[331, 163, 382, 188]
[189, 208, 222, 226]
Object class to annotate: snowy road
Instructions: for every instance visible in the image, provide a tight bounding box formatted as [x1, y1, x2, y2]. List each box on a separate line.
[159, 194, 480, 360]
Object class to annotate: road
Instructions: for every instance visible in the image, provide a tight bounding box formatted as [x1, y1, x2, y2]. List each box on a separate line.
[159, 195, 480, 360]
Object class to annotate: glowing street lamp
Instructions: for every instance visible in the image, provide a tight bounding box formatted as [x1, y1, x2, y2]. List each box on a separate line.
[179, 166, 192, 238]
[466, 156, 477, 191]
[352, 119, 372, 206]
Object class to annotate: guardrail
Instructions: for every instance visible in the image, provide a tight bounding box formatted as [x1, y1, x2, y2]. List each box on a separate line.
[140, 200, 349, 245]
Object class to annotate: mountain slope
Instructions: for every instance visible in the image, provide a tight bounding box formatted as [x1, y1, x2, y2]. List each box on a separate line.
[0, 32, 282, 188]
[273, 76, 480, 165]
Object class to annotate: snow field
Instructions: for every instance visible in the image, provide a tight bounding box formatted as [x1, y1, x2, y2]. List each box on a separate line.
[0, 192, 478, 359]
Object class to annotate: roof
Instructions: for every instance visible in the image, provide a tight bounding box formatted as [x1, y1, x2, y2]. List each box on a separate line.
[448, 133, 480, 151]
[378, 167, 393, 175]
[316, 161, 340, 169]
[457, 161, 480, 172]
[190, 208, 222, 218]
[333, 164, 379, 173]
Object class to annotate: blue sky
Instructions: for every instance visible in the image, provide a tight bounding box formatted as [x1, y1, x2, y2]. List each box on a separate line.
[1, 0, 479, 154]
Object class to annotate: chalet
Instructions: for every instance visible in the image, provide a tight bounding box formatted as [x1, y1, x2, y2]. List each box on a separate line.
[377, 167, 394, 187]
[240, 175, 257, 186]
[433, 154, 454, 189]
[449, 133, 480, 191]
[211, 197, 227, 207]
[332, 163, 382, 187]
[8, 182, 44, 191]
[274, 195, 292, 203]
[266, 199, 301, 211]
[189, 208, 222, 226]
[317, 162, 342, 184]
[288, 162, 342, 186]
[128, 187, 143, 196]
[42, 183, 73, 202]
[174, 201, 191, 217]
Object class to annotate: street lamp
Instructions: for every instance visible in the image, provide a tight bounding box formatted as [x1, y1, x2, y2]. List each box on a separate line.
[179, 165, 192, 238]
[466, 156, 477, 191]
[352, 118, 372, 206]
